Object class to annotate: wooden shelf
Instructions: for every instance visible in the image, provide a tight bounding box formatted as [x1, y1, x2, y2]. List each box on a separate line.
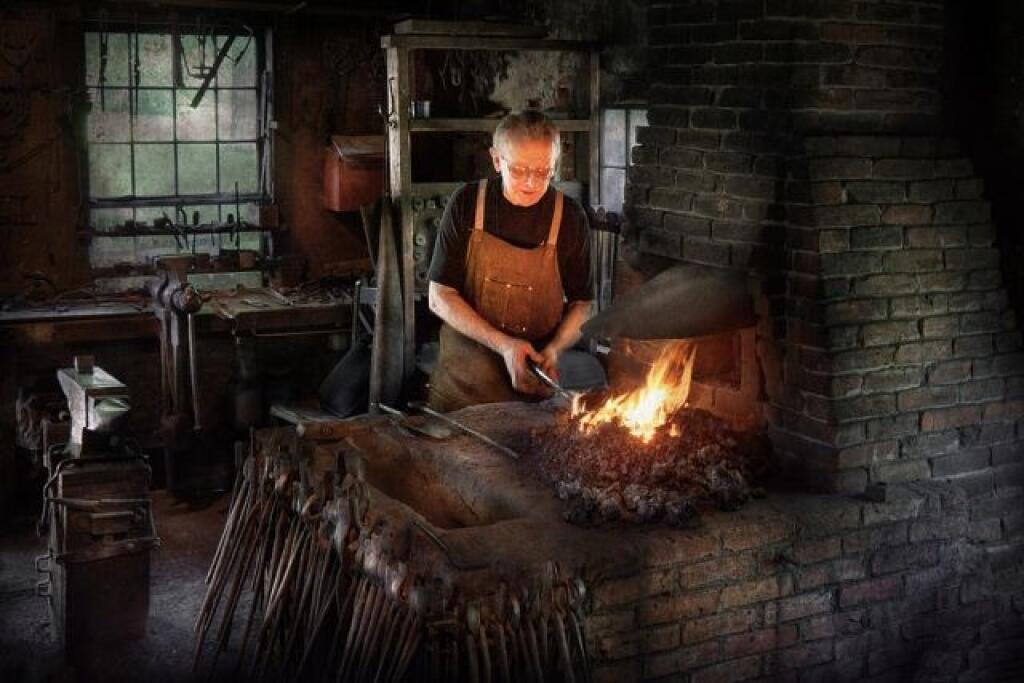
[392, 19, 547, 39]
[408, 118, 592, 133]
[381, 34, 597, 52]
[78, 224, 278, 239]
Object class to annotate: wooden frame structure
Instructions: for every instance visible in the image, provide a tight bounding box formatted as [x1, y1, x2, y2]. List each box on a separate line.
[370, 23, 601, 407]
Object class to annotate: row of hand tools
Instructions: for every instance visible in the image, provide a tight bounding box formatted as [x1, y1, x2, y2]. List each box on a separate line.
[194, 427, 592, 682]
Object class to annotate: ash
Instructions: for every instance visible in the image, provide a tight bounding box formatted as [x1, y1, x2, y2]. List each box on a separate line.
[528, 408, 770, 527]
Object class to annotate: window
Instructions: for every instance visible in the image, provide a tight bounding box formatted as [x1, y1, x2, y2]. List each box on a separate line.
[599, 107, 647, 214]
[84, 28, 269, 281]
[590, 107, 647, 314]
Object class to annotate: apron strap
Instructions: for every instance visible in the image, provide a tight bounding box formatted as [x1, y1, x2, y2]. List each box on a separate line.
[546, 191, 564, 246]
[473, 179, 488, 232]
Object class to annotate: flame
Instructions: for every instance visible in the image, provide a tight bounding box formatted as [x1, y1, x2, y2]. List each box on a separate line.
[572, 341, 697, 443]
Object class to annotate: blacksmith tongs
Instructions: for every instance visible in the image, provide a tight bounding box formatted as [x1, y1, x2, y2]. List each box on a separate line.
[527, 359, 573, 401]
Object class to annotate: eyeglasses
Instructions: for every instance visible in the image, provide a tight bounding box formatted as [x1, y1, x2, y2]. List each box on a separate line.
[501, 156, 554, 183]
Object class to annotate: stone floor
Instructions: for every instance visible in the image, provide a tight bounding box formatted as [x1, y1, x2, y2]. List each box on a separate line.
[0, 489, 231, 683]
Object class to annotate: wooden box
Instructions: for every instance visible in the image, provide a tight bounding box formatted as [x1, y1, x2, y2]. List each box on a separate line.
[323, 135, 385, 212]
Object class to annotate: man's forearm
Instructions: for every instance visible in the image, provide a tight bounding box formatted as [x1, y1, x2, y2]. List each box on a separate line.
[428, 282, 511, 354]
[545, 300, 593, 355]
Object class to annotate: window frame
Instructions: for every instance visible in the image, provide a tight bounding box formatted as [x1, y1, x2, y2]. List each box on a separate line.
[598, 106, 647, 215]
[83, 24, 270, 225]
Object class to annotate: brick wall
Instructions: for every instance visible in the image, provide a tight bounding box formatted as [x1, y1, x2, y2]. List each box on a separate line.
[616, 1, 1024, 677]
[631, 0, 949, 275]
[587, 482, 1023, 682]
[648, 0, 944, 135]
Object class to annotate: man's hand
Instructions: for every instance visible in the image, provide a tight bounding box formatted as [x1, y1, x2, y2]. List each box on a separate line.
[499, 337, 547, 395]
[537, 344, 561, 382]
[535, 300, 593, 383]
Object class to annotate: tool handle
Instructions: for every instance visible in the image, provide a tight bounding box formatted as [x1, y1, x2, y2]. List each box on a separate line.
[375, 403, 407, 419]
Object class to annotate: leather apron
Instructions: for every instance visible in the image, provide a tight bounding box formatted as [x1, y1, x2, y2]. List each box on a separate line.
[428, 180, 566, 412]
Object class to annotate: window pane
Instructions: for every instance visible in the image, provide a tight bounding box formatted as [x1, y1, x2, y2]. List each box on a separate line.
[89, 144, 132, 198]
[219, 143, 258, 194]
[601, 109, 627, 168]
[182, 204, 221, 225]
[176, 88, 217, 140]
[237, 231, 262, 250]
[133, 235, 189, 265]
[218, 89, 258, 140]
[218, 201, 258, 224]
[135, 144, 175, 197]
[628, 109, 648, 155]
[89, 236, 138, 268]
[216, 34, 257, 88]
[138, 33, 173, 86]
[601, 167, 625, 214]
[178, 144, 217, 195]
[179, 34, 219, 88]
[134, 89, 174, 141]
[89, 207, 133, 232]
[87, 88, 132, 142]
[85, 32, 132, 86]
[134, 205, 177, 226]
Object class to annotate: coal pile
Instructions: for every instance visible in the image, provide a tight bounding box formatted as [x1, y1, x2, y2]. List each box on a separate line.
[528, 408, 771, 527]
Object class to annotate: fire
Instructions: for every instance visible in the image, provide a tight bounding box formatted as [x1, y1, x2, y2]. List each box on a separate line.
[572, 341, 697, 443]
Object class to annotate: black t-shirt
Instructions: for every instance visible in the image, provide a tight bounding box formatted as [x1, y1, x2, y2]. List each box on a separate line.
[427, 178, 593, 303]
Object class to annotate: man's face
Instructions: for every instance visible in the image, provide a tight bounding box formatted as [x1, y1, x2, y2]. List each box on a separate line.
[490, 137, 557, 207]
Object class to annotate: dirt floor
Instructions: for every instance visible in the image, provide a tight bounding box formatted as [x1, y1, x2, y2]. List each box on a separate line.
[0, 490, 233, 683]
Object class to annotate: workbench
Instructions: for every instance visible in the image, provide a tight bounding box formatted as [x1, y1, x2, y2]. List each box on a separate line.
[0, 287, 351, 344]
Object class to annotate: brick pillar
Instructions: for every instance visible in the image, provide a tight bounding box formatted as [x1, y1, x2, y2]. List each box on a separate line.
[777, 136, 1024, 499]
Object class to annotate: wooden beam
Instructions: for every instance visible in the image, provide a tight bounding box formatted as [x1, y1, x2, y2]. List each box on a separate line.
[408, 118, 592, 133]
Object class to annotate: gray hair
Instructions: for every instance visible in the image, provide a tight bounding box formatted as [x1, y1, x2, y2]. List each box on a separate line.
[492, 109, 561, 161]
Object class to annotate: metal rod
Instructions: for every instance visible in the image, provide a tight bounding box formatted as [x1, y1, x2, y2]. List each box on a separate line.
[408, 403, 520, 460]
[89, 191, 263, 209]
[188, 312, 202, 430]
[249, 328, 347, 339]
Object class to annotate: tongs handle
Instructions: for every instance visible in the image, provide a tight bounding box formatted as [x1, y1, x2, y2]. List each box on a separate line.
[526, 359, 573, 401]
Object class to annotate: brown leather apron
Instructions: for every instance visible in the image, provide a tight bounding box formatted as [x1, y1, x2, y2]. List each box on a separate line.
[428, 180, 566, 412]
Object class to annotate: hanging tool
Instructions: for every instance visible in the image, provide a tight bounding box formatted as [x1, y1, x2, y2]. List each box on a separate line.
[98, 30, 108, 111]
[187, 312, 202, 430]
[190, 34, 236, 108]
[234, 180, 242, 247]
[407, 402, 520, 461]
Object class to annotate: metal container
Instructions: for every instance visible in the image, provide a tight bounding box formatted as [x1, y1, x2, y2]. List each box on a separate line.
[39, 456, 158, 662]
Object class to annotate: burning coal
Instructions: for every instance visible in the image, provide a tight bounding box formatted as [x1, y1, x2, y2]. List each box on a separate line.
[532, 342, 770, 526]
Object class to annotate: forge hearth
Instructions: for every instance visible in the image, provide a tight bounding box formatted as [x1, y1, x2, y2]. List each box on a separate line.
[197, 401, 1003, 682]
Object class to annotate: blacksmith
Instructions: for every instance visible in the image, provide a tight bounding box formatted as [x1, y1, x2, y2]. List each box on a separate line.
[427, 110, 593, 411]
